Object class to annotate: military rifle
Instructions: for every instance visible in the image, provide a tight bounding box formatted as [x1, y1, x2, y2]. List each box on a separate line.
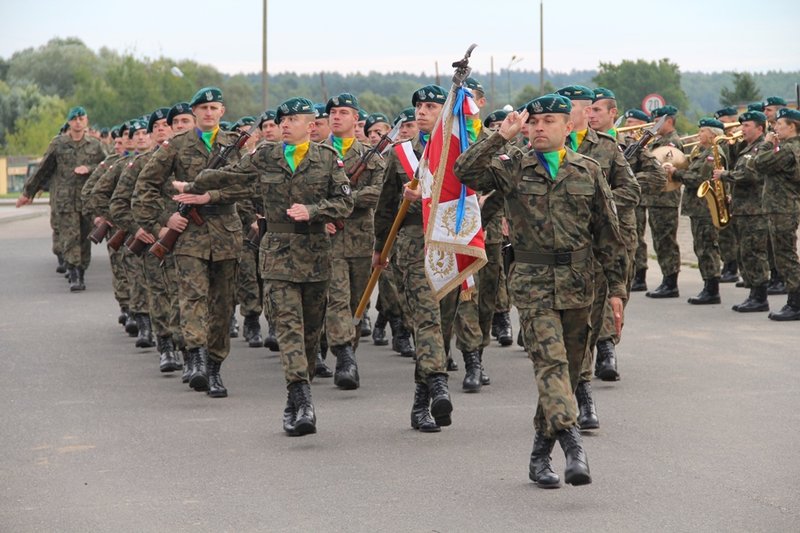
[622, 114, 667, 160]
[88, 220, 112, 244]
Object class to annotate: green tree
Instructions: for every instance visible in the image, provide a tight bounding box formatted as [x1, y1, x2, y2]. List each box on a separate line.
[719, 72, 762, 107]
[511, 82, 556, 110]
[0, 81, 54, 147]
[593, 59, 689, 114]
[5, 96, 67, 155]
[6, 37, 98, 97]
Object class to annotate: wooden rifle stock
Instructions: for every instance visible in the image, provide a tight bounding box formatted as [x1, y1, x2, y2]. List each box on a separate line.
[107, 229, 128, 251]
[88, 221, 112, 244]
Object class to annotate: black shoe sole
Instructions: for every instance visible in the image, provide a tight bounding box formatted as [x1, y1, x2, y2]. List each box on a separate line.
[189, 373, 208, 391]
[578, 420, 599, 431]
[529, 471, 561, 488]
[411, 422, 441, 433]
[565, 470, 592, 486]
[597, 366, 620, 381]
[335, 378, 360, 390]
[263, 340, 279, 351]
[292, 419, 317, 436]
[207, 389, 228, 398]
[430, 397, 453, 426]
[733, 306, 769, 313]
[373, 339, 389, 346]
[315, 367, 334, 378]
[687, 298, 721, 305]
[136, 340, 155, 348]
[400, 351, 415, 358]
[248, 339, 263, 348]
[462, 383, 481, 393]
[646, 292, 679, 298]
[498, 336, 513, 346]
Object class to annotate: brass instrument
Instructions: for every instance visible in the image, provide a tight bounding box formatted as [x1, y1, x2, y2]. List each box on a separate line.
[617, 122, 655, 140]
[679, 121, 740, 145]
[652, 145, 688, 192]
[684, 130, 743, 150]
[696, 135, 731, 229]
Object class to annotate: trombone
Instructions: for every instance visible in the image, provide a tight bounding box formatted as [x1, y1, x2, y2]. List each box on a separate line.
[684, 130, 743, 150]
[617, 122, 655, 140]
[680, 122, 740, 147]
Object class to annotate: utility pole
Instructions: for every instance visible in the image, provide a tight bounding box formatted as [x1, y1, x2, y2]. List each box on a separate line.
[490, 56, 495, 111]
[435, 61, 441, 86]
[507, 55, 523, 105]
[540, 0, 544, 94]
[262, 0, 269, 109]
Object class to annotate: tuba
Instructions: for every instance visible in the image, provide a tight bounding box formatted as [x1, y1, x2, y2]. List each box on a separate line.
[696, 136, 731, 229]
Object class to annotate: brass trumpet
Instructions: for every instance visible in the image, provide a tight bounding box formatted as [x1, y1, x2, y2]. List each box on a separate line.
[680, 121, 740, 145]
[684, 130, 743, 150]
[617, 122, 655, 140]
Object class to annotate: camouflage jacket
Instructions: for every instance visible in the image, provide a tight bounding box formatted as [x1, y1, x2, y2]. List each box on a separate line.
[454, 132, 628, 311]
[720, 136, 766, 216]
[323, 137, 385, 258]
[674, 145, 725, 218]
[81, 153, 122, 215]
[87, 153, 135, 221]
[644, 131, 684, 207]
[618, 134, 668, 197]
[190, 141, 354, 282]
[110, 149, 156, 234]
[135, 128, 246, 261]
[752, 135, 800, 215]
[23, 134, 105, 213]
[374, 136, 425, 251]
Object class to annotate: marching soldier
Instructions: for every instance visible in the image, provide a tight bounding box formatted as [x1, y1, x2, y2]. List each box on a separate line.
[454, 94, 628, 488]
[713, 106, 741, 283]
[762, 97, 790, 296]
[394, 107, 419, 141]
[364, 112, 391, 146]
[310, 104, 331, 143]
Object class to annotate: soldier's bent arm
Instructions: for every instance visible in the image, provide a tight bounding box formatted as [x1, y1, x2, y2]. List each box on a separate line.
[752, 142, 796, 178]
[373, 156, 402, 251]
[590, 175, 628, 300]
[454, 132, 515, 194]
[134, 146, 178, 236]
[350, 157, 385, 211]
[633, 151, 667, 195]
[305, 160, 354, 222]
[22, 143, 57, 198]
[109, 165, 138, 233]
[609, 149, 641, 207]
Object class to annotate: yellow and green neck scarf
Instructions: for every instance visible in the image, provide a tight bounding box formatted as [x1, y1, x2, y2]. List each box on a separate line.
[607, 128, 617, 139]
[567, 128, 588, 151]
[331, 136, 355, 158]
[535, 148, 567, 181]
[283, 141, 310, 172]
[197, 126, 219, 152]
[466, 117, 482, 143]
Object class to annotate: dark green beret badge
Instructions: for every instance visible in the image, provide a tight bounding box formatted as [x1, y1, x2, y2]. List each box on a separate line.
[190, 87, 224, 107]
[738, 111, 767, 124]
[148, 107, 171, 133]
[525, 94, 572, 115]
[483, 109, 508, 127]
[364, 113, 390, 134]
[412, 85, 447, 106]
[167, 102, 192, 125]
[624, 109, 650, 122]
[326, 93, 360, 114]
[393, 107, 416, 125]
[651, 105, 678, 117]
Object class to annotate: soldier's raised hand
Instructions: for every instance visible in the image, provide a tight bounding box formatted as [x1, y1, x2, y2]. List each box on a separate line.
[499, 110, 529, 141]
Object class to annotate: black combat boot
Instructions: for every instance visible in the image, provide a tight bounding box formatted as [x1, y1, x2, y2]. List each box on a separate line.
[768, 291, 800, 322]
[282, 390, 297, 435]
[767, 269, 788, 295]
[517, 328, 524, 347]
[372, 312, 389, 346]
[67, 266, 84, 292]
[720, 261, 739, 283]
[529, 431, 560, 488]
[426, 373, 453, 427]
[594, 339, 619, 381]
[391, 316, 415, 358]
[445, 344, 459, 372]
[124, 312, 138, 336]
[733, 285, 769, 313]
[288, 381, 316, 436]
[479, 349, 491, 386]
[229, 313, 239, 338]
[631, 269, 647, 292]
[118, 306, 129, 326]
[461, 350, 482, 392]
[263, 322, 279, 352]
[331, 344, 360, 390]
[56, 254, 66, 274]
[181, 349, 192, 383]
[556, 426, 592, 486]
[688, 277, 721, 305]
[646, 272, 679, 298]
[495, 311, 513, 346]
[188, 347, 208, 391]
[157, 336, 180, 372]
[575, 381, 599, 430]
[410, 383, 440, 432]
[360, 316, 372, 338]
[243, 313, 263, 348]
[135, 314, 155, 348]
[314, 351, 333, 378]
[206, 358, 227, 398]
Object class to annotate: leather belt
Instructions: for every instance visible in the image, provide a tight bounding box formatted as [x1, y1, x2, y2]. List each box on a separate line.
[266, 222, 326, 234]
[514, 247, 590, 266]
[195, 204, 236, 216]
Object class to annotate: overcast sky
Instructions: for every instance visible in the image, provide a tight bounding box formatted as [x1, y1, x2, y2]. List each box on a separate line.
[3, 0, 798, 75]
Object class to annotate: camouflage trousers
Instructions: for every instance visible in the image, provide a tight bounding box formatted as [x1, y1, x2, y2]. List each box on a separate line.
[689, 215, 720, 280]
[376, 256, 403, 319]
[394, 225, 448, 384]
[478, 242, 503, 348]
[495, 264, 510, 312]
[636, 206, 681, 276]
[325, 256, 371, 349]
[263, 279, 329, 385]
[519, 306, 591, 438]
[58, 211, 92, 269]
[440, 277, 483, 354]
[733, 215, 770, 287]
[175, 256, 238, 362]
[123, 249, 148, 314]
[768, 213, 800, 292]
[143, 252, 181, 343]
[237, 245, 263, 317]
[718, 222, 739, 264]
[50, 204, 62, 256]
[107, 246, 130, 309]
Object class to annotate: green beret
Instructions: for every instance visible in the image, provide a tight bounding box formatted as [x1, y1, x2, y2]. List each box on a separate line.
[555, 85, 594, 101]
[258, 110, 277, 127]
[325, 92, 360, 114]
[765, 96, 787, 107]
[167, 102, 192, 125]
[526, 94, 572, 115]
[465, 77, 484, 94]
[483, 109, 508, 127]
[651, 105, 678, 117]
[232, 116, 255, 130]
[147, 107, 170, 133]
[313, 104, 328, 119]
[412, 85, 447, 106]
[100, 127, 109, 136]
[128, 119, 148, 139]
[393, 107, 416, 125]
[357, 108, 368, 121]
[738, 111, 767, 124]
[593, 87, 616, 102]
[698, 117, 724, 130]
[364, 113, 390, 134]
[747, 102, 764, 112]
[189, 87, 224, 107]
[777, 108, 800, 121]
[118, 122, 131, 136]
[714, 106, 738, 119]
[219, 121, 232, 131]
[276, 97, 316, 124]
[624, 109, 650, 122]
[110, 126, 121, 139]
[66, 106, 86, 121]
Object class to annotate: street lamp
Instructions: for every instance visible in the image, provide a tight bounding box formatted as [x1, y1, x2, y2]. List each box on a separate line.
[507, 55, 523, 104]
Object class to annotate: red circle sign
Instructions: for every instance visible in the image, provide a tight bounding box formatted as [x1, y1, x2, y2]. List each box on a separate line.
[642, 93, 666, 114]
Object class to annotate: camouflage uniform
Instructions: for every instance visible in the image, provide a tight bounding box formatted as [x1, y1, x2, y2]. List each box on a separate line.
[752, 135, 800, 293]
[323, 137, 385, 350]
[638, 132, 684, 277]
[720, 135, 769, 287]
[23, 133, 106, 270]
[136, 129, 247, 363]
[673, 146, 724, 280]
[375, 136, 449, 384]
[478, 191, 506, 347]
[196, 141, 353, 383]
[454, 132, 628, 438]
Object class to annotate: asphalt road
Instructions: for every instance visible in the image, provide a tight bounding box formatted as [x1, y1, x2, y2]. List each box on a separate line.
[1, 210, 798, 532]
